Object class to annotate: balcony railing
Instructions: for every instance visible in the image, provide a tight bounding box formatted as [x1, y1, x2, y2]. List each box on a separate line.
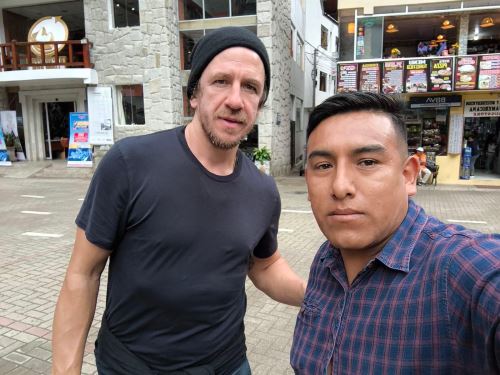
[0, 40, 92, 71]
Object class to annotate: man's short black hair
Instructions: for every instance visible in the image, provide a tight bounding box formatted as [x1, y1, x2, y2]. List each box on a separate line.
[307, 92, 408, 152]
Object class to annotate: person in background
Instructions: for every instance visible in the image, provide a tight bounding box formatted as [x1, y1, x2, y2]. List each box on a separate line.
[52, 27, 306, 375]
[290, 92, 500, 374]
[415, 146, 431, 185]
[468, 134, 480, 177]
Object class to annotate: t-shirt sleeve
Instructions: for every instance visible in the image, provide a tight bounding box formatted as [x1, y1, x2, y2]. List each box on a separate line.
[252, 181, 281, 259]
[75, 143, 130, 251]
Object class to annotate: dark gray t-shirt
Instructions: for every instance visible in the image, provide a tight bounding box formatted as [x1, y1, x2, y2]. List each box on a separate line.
[76, 126, 280, 373]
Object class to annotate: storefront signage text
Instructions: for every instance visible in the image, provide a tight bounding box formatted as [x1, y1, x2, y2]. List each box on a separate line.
[464, 100, 500, 117]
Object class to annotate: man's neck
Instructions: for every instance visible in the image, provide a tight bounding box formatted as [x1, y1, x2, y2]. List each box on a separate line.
[184, 121, 238, 176]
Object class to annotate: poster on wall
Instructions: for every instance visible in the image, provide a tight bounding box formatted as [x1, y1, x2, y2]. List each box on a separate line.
[0, 110, 25, 161]
[405, 59, 429, 92]
[429, 58, 453, 92]
[382, 61, 404, 94]
[337, 63, 358, 92]
[68, 112, 93, 168]
[478, 55, 500, 90]
[88, 86, 114, 145]
[0, 128, 12, 166]
[448, 114, 464, 154]
[359, 63, 381, 92]
[454, 56, 478, 91]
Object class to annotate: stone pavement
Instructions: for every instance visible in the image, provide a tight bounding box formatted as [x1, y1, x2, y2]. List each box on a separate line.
[0, 168, 499, 374]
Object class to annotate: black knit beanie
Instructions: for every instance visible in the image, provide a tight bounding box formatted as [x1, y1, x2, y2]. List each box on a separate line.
[186, 27, 270, 104]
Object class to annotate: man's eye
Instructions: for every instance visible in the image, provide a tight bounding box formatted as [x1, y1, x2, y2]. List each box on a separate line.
[315, 162, 332, 170]
[214, 79, 227, 85]
[243, 83, 257, 92]
[359, 159, 377, 167]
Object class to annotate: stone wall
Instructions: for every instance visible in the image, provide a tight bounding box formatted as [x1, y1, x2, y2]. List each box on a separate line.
[257, 0, 292, 176]
[83, 0, 182, 141]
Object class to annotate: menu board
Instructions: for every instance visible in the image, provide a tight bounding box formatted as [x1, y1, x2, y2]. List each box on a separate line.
[429, 58, 453, 92]
[455, 56, 478, 91]
[478, 55, 500, 90]
[382, 61, 404, 94]
[337, 63, 358, 92]
[359, 63, 381, 92]
[405, 59, 429, 92]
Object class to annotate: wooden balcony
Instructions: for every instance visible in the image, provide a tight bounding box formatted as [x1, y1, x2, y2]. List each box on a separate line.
[0, 40, 92, 71]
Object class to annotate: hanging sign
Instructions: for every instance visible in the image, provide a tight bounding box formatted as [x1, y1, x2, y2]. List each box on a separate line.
[359, 63, 381, 93]
[454, 56, 478, 91]
[88, 86, 114, 145]
[337, 63, 358, 92]
[429, 58, 453, 92]
[464, 99, 500, 117]
[382, 61, 404, 94]
[478, 55, 500, 90]
[405, 59, 429, 93]
[68, 112, 93, 167]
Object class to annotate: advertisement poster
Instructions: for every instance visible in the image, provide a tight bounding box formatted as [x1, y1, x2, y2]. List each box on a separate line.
[0, 127, 12, 166]
[68, 112, 93, 167]
[0, 110, 25, 161]
[337, 64, 358, 92]
[87, 86, 114, 145]
[405, 59, 429, 92]
[429, 58, 453, 92]
[455, 56, 478, 91]
[359, 63, 381, 92]
[478, 55, 500, 90]
[382, 61, 404, 94]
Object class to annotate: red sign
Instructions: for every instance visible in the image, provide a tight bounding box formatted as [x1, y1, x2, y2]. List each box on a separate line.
[359, 63, 381, 93]
[337, 63, 358, 92]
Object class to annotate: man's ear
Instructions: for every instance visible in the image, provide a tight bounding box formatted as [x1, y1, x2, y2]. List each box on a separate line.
[403, 155, 420, 197]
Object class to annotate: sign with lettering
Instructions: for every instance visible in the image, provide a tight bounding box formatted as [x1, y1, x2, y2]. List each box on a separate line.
[405, 59, 429, 92]
[337, 63, 358, 92]
[464, 99, 500, 117]
[359, 63, 381, 92]
[409, 95, 461, 108]
[478, 55, 500, 90]
[455, 56, 478, 91]
[429, 58, 453, 92]
[448, 114, 463, 154]
[382, 61, 404, 94]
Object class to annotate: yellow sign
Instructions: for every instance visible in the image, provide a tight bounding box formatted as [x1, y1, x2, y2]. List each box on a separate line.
[27, 16, 69, 57]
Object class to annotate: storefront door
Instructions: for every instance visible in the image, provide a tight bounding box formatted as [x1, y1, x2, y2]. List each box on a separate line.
[41, 101, 75, 160]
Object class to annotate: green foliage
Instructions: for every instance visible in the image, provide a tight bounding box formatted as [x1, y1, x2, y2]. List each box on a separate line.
[253, 146, 271, 163]
[3, 131, 15, 147]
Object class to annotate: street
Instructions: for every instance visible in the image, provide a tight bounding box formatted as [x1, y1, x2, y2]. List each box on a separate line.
[0, 174, 499, 374]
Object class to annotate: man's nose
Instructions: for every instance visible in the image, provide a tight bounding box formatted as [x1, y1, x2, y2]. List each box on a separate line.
[330, 163, 355, 200]
[225, 83, 244, 110]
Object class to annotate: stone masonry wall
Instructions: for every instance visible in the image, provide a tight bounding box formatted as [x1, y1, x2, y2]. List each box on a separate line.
[257, 0, 291, 176]
[84, 0, 182, 141]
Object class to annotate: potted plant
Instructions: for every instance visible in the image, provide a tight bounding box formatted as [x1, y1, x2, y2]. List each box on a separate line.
[3, 131, 17, 162]
[253, 146, 271, 174]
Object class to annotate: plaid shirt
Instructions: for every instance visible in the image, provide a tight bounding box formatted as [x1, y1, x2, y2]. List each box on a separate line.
[291, 200, 500, 374]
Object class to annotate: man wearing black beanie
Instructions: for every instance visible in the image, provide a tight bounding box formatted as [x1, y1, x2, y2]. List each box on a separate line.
[53, 26, 305, 375]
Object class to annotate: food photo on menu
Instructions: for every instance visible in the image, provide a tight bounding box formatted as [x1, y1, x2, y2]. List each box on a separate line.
[455, 56, 478, 90]
[430, 59, 453, 92]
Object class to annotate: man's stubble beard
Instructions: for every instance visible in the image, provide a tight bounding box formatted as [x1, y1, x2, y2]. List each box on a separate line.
[201, 113, 254, 150]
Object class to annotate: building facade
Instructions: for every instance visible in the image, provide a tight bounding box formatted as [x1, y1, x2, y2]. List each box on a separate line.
[337, 0, 500, 186]
[0, 0, 298, 176]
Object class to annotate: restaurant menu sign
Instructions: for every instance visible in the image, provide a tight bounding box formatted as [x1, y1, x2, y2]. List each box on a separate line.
[455, 56, 478, 91]
[478, 55, 500, 90]
[405, 59, 428, 92]
[359, 63, 381, 92]
[429, 58, 453, 92]
[337, 63, 358, 92]
[382, 61, 404, 94]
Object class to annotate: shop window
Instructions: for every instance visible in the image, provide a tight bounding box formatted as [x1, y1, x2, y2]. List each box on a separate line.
[180, 30, 204, 70]
[179, 0, 203, 20]
[467, 13, 500, 55]
[113, 0, 140, 28]
[231, 0, 256, 16]
[338, 9, 355, 61]
[205, 0, 229, 18]
[321, 26, 328, 50]
[319, 72, 327, 92]
[356, 17, 383, 60]
[405, 108, 449, 157]
[117, 85, 145, 125]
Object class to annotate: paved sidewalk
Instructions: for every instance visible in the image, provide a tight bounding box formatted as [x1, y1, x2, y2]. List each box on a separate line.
[0, 172, 499, 374]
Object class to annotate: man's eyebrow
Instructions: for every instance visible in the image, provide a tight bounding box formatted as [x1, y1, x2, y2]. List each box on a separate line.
[307, 150, 333, 159]
[351, 144, 386, 155]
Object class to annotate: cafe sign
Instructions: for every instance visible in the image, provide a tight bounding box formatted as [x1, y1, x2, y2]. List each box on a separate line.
[464, 99, 500, 117]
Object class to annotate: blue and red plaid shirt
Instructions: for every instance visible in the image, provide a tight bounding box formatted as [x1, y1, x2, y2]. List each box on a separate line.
[291, 200, 500, 374]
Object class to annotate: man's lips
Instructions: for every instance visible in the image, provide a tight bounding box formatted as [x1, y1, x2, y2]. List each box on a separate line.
[329, 208, 362, 215]
[327, 209, 363, 222]
[219, 116, 244, 125]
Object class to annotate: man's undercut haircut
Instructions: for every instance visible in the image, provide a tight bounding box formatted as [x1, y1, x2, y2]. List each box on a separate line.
[307, 92, 408, 152]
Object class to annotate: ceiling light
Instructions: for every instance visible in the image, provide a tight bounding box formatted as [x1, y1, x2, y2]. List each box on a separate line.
[347, 23, 355, 34]
[436, 34, 447, 42]
[480, 17, 495, 28]
[441, 20, 455, 29]
[386, 23, 398, 33]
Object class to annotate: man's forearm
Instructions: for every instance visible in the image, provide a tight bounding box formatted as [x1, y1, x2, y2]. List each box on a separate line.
[52, 274, 101, 375]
